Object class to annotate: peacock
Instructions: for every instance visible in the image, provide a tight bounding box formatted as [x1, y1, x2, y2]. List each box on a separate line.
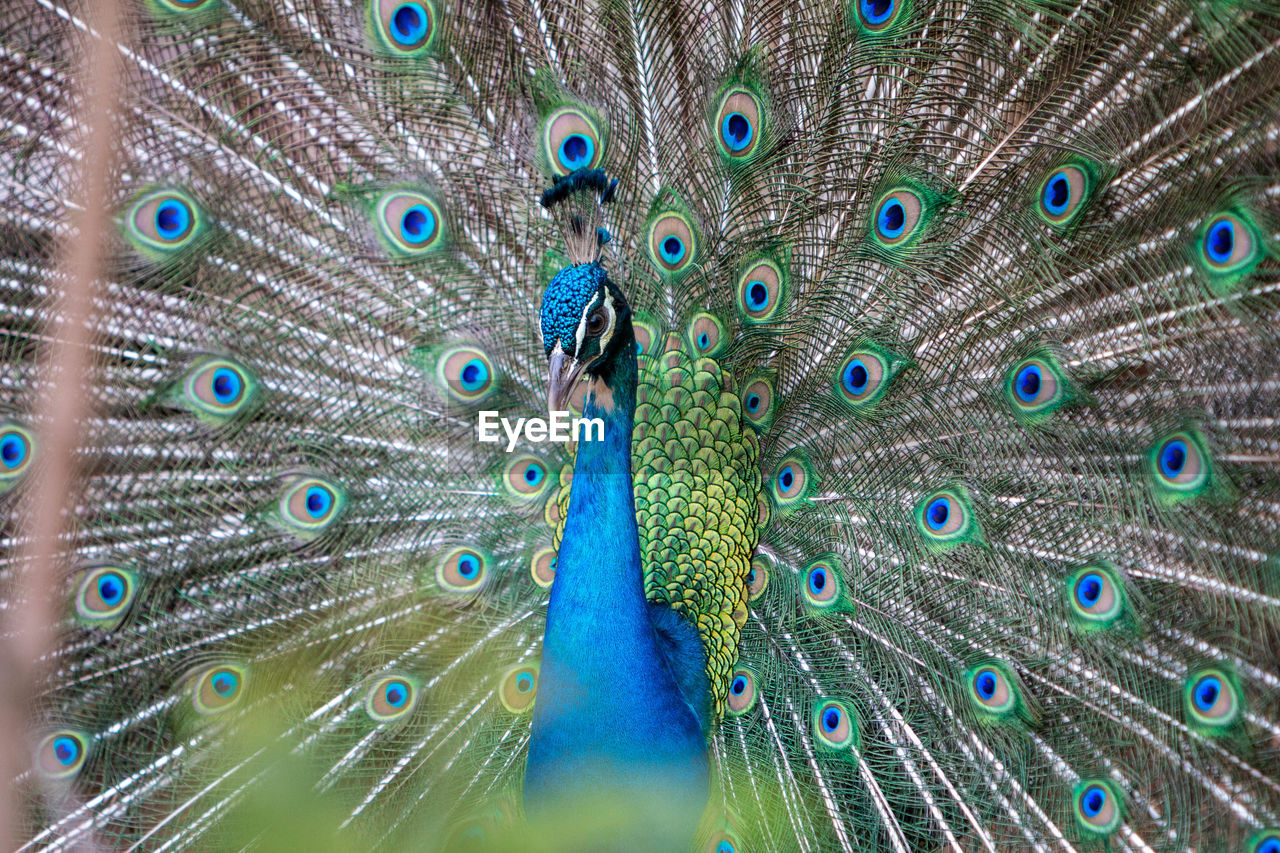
[2, 0, 1280, 849]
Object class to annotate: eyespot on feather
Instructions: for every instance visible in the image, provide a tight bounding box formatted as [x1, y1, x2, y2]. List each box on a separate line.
[191, 664, 247, 715]
[1072, 779, 1123, 837]
[1038, 165, 1090, 226]
[542, 106, 604, 176]
[1066, 563, 1126, 629]
[871, 188, 924, 248]
[0, 422, 35, 492]
[437, 345, 496, 403]
[1246, 829, 1280, 853]
[1004, 355, 1070, 421]
[365, 675, 418, 722]
[370, 0, 438, 55]
[736, 258, 785, 322]
[802, 556, 843, 610]
[278, 477, 346, 536]
[35, 731, 89, 780]
[714, 87, 762, 160]
[812, 699, 857, 750]
[1147, 430, 1212, 501]
[648, 212, 697, 274]
[124, 188, 204, 257]
[376, 190, 444, 256]
[687, 313, 727, 358]
[851, 0, 906, 33]
[504, 455, 550, 500]
[74, 565, 139, 628]
[726, 668, 758, 716]
[835, 348, 896, 410]
[499, 662, 539, 713]
[180, 357, 259, 422]
[965, 662, 1022, 720]
[770, 453, 814, 511]
[746, 555, 770, 601]
[740, 376, 776, 431]
[1184, 668, 1242, 730]
[436, 547, 488, 593]
[530, 548, 556, 588]
[914, 488, 981, 549]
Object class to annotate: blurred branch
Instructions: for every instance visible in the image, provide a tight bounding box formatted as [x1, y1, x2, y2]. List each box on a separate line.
[0, 0, 123, 847]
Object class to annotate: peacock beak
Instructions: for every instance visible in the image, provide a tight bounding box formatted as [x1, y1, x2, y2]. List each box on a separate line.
[547, 346, 585, 413]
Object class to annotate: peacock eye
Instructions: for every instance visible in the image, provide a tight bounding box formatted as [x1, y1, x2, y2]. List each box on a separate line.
[855, 0, 903, 32]
[366, 675, 418, 721]
[740, 376, 776, 430]
[802, 558, 842, 609]
[1151, 432, 1207, 492]
[714, 87, 763, 160]
[530, 548, 557, 588]
[687, 313, 727, 357]
[0, 423, 35, 492]
[125, 188, 204, 257]
[1038, 166, 1089, 226]
[1184, 669, 1241, 729]
[377, 190, 444, 256]
[871, 188, 923, 248]
[1066, 564, 1126, 629]
[924, 495, 961, 534]
[183, 358, 258, 421]
[736, 258, 786, 322]
[371, 0, 438, 55]
[36, 731, 88, 780]
[74, 565, 139, 628]
[1248, 830, 1280, 853]
[504, 456, 550, 499]
[543, 106, 604, 176]
[812, 699, 857, 750]
[436, 546, 488, 593]
[192, 664, 246, 714]
[1002, 352, 1076, 422]
[967, 664, 1016, 715]
[499, 663, 539, 713]
[747, 555, 770, 600]
[438, 345, 496, 403]
[587, 309, 607, 336]
[1072, 779, 1123, 836]
[726, 668, 758, 716]
[648, 212, 698, 274]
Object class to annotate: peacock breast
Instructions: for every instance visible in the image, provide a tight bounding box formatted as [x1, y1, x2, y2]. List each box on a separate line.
[547, 329, 765, 718]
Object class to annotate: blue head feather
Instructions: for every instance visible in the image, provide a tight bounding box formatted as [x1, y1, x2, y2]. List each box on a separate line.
[541, 263, 606, 355]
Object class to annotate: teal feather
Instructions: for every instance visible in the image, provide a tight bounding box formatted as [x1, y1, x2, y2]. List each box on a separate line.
[1, 0, 1279, 850]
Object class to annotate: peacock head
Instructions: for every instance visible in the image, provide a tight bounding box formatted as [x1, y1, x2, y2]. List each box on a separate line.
[540, 262, 633, 412]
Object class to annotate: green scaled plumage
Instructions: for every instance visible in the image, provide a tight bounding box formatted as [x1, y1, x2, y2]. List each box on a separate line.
[1, 0, 1280, 850]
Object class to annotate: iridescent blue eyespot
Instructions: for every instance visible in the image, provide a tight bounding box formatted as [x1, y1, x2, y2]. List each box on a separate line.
[1184, 668, 1241, 730]
[714, 88, 763, 161]
[1247, 830, 1280, 853]
[500, 663, 539, 713]
[843, 359, 870, 396]
[966, 662, 1020, 719]
[660, 236, 686, 265]
[1205, 219, 1234, 264]
[925, 498, 950, 531]
[366, 675, 418, 721]
[558, 134, 595, 170]
[36, 731, 88, 779]
[371, 0, 437, 54]
[1075, 573, 1102, 608]
[1014, 364, 1041, 402]
[726, 667, 758, 715]
[860, 0, 895, 24]
[1042, 174, 1071, 217]
[74, 565, 139, 627]
[1, 430, 29, 470]
[437, 547, 488, 593]
[809, 566, 827, 596]
[745, 393, 761, 412]
[975, 669, 996, 699]
[770, 454, 812, 510]
[778, 466, 794, 491]
[648, 211, 697, 274]
[460, 359, 488, 392]
[210, 368, 242, 405]
[721, 113, 753, 152]
[744, 280, 769, 311]
[504, 456, 550, 500]
[812, 699, 857, 750]
[802, 557, 842, 609]
[1160, 439, 1187, 479]
[1037, 166, 1091, 226]
[390, 3, 428, 45]
[155, 199, 190, 240]
[877, 199, 906, 239]
[192, 664, 247, 714]
[1073, 778, 1123, 836]
[400, 204, 436, 245]
[304, 485, 332, 519]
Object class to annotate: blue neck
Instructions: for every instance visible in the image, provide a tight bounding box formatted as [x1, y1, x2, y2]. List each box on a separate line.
[524, 342, 708, 845]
